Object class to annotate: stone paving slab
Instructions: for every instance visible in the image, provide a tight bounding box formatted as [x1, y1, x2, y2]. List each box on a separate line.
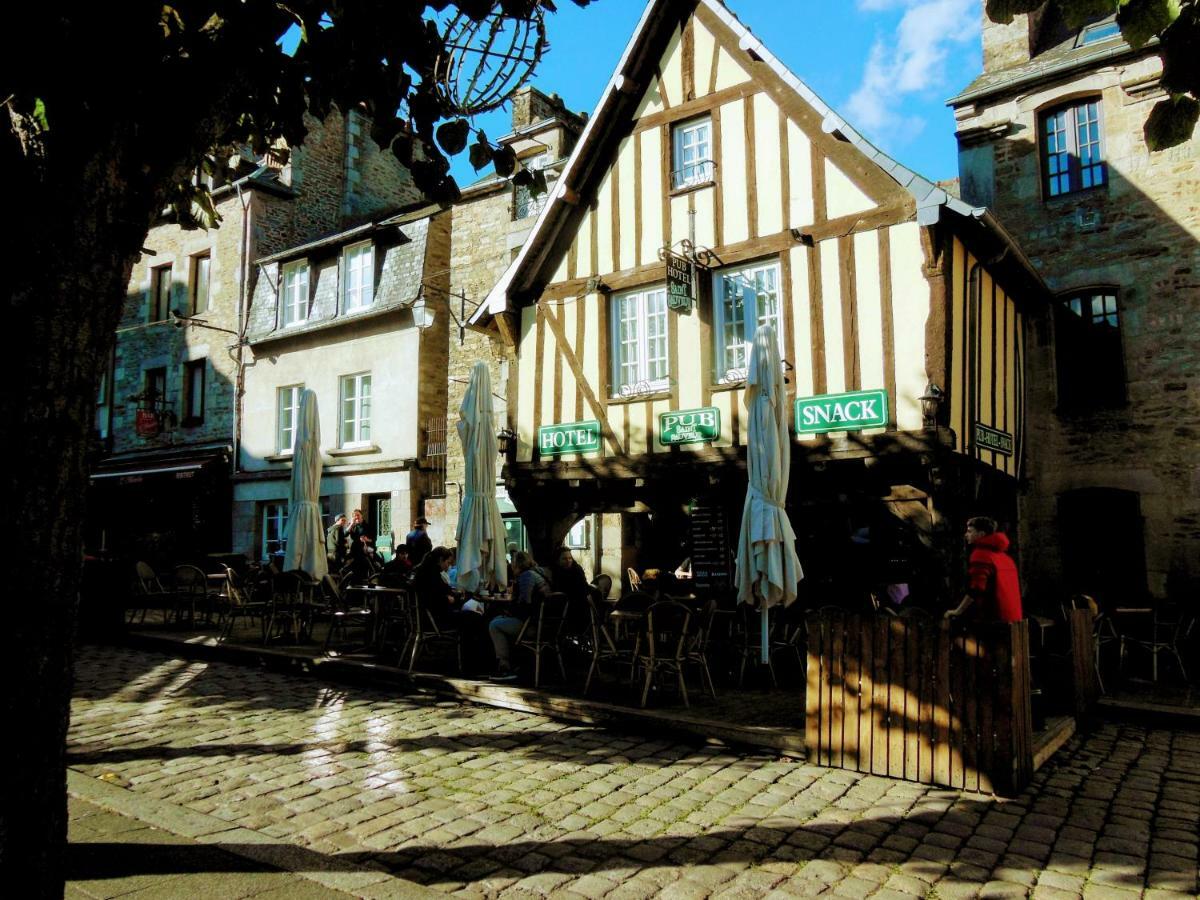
[69, 645, 1200, 898]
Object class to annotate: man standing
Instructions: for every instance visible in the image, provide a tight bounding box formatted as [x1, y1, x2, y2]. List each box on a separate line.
[405, 516, 433, 566]
[945, 516, 1023, 623]
[325, 513, 348, 571]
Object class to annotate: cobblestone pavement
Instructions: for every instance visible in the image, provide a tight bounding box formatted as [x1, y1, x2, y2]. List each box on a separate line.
[69, 645, 1200, 899]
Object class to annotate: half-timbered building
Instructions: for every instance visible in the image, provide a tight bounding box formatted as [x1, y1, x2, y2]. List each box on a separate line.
[474, 0, 1048, 599]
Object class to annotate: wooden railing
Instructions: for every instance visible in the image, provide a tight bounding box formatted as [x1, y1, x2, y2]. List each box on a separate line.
[805, 612, 1034, 796]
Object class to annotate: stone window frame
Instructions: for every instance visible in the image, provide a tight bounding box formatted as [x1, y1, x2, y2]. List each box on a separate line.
[276, 383, 303, 455]
[150, 263, 173, 323]
[261, 501, 288, 562]
[190, 251, 211, 315]
[280, 258, 311, 328]
[1053, 286, 1127, 413]
[1038, 96, 1107, 200]
[182, 358, 206, 427]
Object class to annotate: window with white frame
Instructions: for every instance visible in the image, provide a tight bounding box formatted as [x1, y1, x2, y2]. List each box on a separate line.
[610, 287, 669, 397]
[276, 384, 302, 453]
[339, 372, 372, 447]
[281, 260, 310, 326]
[262, 502, 288, 560]
[342, 241, 374, 311]
[672, 117, 712, 189]
[1041, 98, 1106, 198]
[713, 259, 783, 384]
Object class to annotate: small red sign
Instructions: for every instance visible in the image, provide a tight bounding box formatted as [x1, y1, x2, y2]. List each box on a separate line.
[135, 409, 160, 437]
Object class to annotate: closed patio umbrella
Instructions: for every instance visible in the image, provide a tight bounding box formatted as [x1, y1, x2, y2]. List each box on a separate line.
[735, 324, 803, 662]
[455, 361, 508, 594]
[283, 388, 327, 580]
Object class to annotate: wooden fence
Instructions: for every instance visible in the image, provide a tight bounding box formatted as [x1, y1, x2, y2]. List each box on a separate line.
[805, 612, 1034, 796]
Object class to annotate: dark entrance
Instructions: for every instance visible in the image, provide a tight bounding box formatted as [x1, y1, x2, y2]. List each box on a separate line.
[1058, 487, 1147, 603]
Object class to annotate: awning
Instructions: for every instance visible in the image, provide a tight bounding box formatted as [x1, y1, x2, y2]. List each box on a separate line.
[90, 463, 203, 481]
[89, 448, 229, 484]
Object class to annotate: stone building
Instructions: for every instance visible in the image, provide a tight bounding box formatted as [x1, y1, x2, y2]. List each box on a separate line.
[90, 108, 418, 564]
[949, 7, 1200, 602]
[423, 88, 600, 572]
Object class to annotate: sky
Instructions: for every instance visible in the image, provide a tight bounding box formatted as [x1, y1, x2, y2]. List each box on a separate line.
[447, 0, 983, 187]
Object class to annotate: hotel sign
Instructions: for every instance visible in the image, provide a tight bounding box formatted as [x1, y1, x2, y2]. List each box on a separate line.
[794, 389, 889, 435]
[665, 252, 694, 311]
[660, 407, 720, 445]
[974, 423, 1014, 456]
[537, 420, 601, 456]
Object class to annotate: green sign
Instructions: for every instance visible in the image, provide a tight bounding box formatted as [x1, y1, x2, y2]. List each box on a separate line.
[665, 252, 694, 311]
[794, 389, 889, 434]
[537, 419, 601, 455]
[974, 423, 1014, 456]
[660, 407, 720, 445]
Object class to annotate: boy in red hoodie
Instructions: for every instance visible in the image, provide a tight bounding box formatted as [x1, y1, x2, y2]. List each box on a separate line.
[945, 516, 1023, 624]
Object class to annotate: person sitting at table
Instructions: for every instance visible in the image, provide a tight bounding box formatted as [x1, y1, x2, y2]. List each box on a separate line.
[551, 547, 590, 607]
[488, 550, 549, 683]
[412, 546, 457, 627]
[379, 545, 413, 583]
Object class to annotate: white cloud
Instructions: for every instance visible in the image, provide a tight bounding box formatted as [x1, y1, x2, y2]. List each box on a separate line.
[846, 0, 979, 146]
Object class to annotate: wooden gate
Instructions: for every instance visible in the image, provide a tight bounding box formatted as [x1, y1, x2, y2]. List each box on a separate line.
[806, 612, 1034, 796]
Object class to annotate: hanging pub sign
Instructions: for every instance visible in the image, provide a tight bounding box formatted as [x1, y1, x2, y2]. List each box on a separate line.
[974, 423, 1014, 456]
[794, 389, 889, 435]
[537, 419, 601, 456]
[660, 407, 720, 445]
[665, 252, 694, 311]
[134, 408, 160, 437]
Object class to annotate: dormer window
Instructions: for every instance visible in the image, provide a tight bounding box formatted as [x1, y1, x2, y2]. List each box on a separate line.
[281, 259, 309, 327]
[671, 117, 713, 189]
[1076, 19, 1120, 47]
[342, 241, 374, 312]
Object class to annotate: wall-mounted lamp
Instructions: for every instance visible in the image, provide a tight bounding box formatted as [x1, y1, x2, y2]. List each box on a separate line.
[496, 427, 517, 456]
[411, 285, 482, 345]
[919, 383, 944, 430]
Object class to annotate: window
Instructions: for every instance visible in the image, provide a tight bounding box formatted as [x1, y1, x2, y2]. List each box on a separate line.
[144, 367, 167, 404]
[1041, 99, 1106, 198]
[281, 260, 310, 326]
[95, 369, 110, 441]
[276, 384, 302, 453]
[514, 153, 550, 220]
[610, 287, 669, 397]
[262, 502, 288, 560]
[342, 241, 374, 311]
[1055, 289, 1125, 410]
[339, 373, 372, 447]
[1077, 19, 1120, 46]
[190, 253, 211, 314]
[183, 359, 205, 425]
[713, 260, 783, 384]
[672, 117, 713, 189]
[151, 265, 172, 322]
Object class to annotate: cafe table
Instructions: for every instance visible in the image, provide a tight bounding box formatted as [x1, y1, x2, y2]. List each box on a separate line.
[344, 584, 411, 647]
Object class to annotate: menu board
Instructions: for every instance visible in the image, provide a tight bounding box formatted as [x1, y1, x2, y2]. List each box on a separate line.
[690, 502, 733, 593]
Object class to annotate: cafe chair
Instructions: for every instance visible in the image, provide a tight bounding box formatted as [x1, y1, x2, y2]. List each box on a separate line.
[407, 592, 461, 674]
[581, 592, 622, 696]
[515, 591, 572, 687]
[1120, 602, 1192, 683]
[683, 597, 718, 701]
[591, 573, 613, 602]
[321, 573, 374, 653]
[635, 600, 693, 708]
[171, 564, 209, 628]
[1061, 593, 1117, 694]
[264, 571, 309, 644]
[217, 565, 267, 643]
[129, 561, 177, 626]
[626, 568, 642, 591]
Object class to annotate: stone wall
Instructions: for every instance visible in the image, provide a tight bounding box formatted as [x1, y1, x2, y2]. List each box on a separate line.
[954, 47, 1200, 598]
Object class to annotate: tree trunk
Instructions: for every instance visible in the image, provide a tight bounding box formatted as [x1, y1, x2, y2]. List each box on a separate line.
[1, 133, 150, 894]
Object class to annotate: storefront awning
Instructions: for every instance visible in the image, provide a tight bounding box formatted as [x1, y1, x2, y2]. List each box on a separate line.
[90, 463, 203, 481]
[89, 448, 229, 485]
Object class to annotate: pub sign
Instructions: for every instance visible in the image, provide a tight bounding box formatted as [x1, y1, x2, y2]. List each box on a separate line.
[665, 252, 694, 311]
[974, 423, 1013, 456]
[660, 407, 720, 445]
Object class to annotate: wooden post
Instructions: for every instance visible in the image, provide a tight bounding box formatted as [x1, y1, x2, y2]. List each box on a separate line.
[1070, 608, 1099, 723]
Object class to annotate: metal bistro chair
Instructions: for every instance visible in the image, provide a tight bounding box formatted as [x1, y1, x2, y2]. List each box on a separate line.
[407, 591, 461, 674]
[129, 561, 177, 626]
[635, 600, 693, 708]
[515, 591, 572, 688]
[1119, 602, 1193, 683]
[171, 564, 209, 628]
[264, 571, 309, 644]
[1061, 593, 1118, 694]
[591, 573, 613, 603]
[217, 565, 267, 643]
[581, 591, 622, 696]
[626, 567, 642, 591]
[683, 596, 718, 701]
[321, 573, 374, 653]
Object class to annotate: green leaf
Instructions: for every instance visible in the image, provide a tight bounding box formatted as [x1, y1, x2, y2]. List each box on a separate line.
[511, 167, 534, 187]
[1058, 0, 1119, 29]
[528, 168, 549, 198]
[468, 139, 493, 171]
[32, 98, 49, 132]
[1116, 0, 1181, 48]
[1144, 93, 1200, 149]
[985, 0, 1046, 25]
[436, 118, 470, 155]
[492, 145, 517, 177]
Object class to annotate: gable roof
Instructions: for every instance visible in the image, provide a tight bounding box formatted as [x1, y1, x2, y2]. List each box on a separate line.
[475, 0, 1044, 325]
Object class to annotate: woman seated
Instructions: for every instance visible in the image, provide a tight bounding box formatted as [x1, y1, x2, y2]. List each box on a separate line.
[488, 550, 549, 683]
[411, 546, 457, 627]
[551, 547, 591, 606]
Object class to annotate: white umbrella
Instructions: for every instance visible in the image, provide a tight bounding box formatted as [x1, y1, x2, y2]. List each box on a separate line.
[735, 324, 804, 662]
[283, 388, 327, 579]
[455, 361, 508, 593]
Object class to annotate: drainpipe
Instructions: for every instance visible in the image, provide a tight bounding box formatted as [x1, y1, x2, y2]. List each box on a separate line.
[231, 167, 266, 476]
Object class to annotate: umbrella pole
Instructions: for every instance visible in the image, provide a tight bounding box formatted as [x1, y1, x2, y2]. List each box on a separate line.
[760, 605, 770, 664]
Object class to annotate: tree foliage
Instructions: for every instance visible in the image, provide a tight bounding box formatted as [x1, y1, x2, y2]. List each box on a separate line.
[985, 0, 1200, 149]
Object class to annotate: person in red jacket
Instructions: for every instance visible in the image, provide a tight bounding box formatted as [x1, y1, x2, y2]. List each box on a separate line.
[945, 516, 1023, 623]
